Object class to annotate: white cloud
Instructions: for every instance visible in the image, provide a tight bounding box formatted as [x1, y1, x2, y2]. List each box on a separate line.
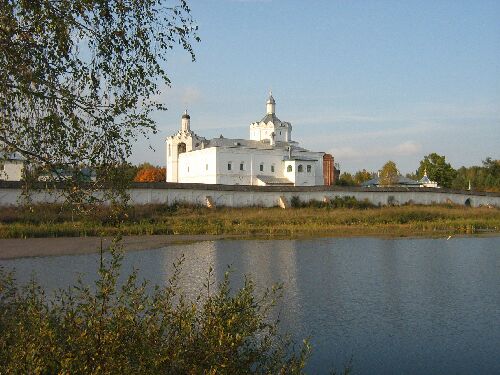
[329, 141, 422, 161]
[151, 84, 203, 109]
[393, 141, 421, 156]
[181, 86, 202, 107]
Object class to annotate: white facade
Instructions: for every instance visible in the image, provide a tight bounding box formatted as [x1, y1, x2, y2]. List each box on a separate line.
[419, 169, 439, 188]
[166, 94, 324, 186]
[0, 153, 24, 181]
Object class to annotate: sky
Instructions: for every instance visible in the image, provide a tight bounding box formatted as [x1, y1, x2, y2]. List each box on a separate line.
[131, 0, 500, 174]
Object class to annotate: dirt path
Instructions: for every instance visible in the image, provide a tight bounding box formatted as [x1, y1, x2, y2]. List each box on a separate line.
[0, 235, 229, 260]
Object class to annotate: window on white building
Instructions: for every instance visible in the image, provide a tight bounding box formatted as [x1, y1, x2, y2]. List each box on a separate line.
[259, 163, 264, 172]
[178, 143, 186, 154]
[187, 166, 190, 173]
[168, 144, 171, 156]
[205, 164, 208, 171]
[298, 165, 303, 173]
[287, 165, 292, 172]
[228, 162, 232, 171]
[307, 165, 311, 173]
[240, 162, 244, 171]
[271, 164, 275, 173]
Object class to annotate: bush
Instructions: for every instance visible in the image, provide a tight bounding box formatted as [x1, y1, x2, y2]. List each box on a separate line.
[0, 241, 311, 374]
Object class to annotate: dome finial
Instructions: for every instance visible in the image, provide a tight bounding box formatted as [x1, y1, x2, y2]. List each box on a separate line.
[266, 90, 276, 114]
[181, 109, 191, 131]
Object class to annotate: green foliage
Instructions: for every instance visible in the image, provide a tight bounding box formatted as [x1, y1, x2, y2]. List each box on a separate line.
[0, 244, 311, 374]
[417, 153, 456, 188]
[1, 203, 499, 239]
[330, 196, 375, 209]
[379, 161, 399, 186]
[451, 157, 500, 192]
[337, 172, 356, 186]
[0, 0, 199, 205]
[353, 169, 373, 185]
[291, 196, 302, 208]
[290, 196, 375, 209]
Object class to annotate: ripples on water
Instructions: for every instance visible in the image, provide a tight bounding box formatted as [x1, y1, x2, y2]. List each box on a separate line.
[1, 236, 499, 375]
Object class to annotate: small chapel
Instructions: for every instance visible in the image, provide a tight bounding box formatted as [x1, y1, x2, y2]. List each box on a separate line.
[165, 93, 333, 186]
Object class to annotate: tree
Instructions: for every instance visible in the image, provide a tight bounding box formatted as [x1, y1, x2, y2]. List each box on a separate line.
[416, 153, 456, 188]
[353, 169, 373, 185]
[134, 164, 166, 182]
[0, 0, 199, 204]
[0, 249, 313, 373]
[451, 157, 500, 192]
[337, 172, 355, 186]
[379, 161, 399, 186]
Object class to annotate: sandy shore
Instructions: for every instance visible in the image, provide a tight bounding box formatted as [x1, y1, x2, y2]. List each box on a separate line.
[0, 235, 228, 260]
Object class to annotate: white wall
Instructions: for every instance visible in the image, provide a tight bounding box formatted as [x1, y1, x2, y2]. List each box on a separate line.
[179, 147, 297, 186]
[178, 147, 217, 184]
[1, 184, 499, 208]
[0, 161, 23, 181]
[294, 161, 317, 186]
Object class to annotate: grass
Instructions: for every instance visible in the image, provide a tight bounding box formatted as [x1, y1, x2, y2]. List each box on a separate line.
[0, 202, 499, 239]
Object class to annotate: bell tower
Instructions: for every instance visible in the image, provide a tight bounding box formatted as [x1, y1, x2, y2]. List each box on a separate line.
[181, 110, 190, 132]
[266, 92, 275, 115]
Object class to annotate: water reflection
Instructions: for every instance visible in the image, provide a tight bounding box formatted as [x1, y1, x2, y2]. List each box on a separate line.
[1, 236, 499, 375]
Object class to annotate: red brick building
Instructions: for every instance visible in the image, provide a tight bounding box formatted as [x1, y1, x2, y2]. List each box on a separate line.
[323, 153, 335, 185]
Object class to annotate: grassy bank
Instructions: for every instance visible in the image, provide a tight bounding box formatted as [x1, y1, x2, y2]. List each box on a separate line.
[1, 202, 499, 239]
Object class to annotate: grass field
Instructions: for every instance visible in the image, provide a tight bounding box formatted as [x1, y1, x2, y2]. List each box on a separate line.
[0, 203, 498, 239]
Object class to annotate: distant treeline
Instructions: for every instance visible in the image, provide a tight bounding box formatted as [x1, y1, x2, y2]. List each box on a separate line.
[337, 154, 500, 192]
[120, 154, 500, 191]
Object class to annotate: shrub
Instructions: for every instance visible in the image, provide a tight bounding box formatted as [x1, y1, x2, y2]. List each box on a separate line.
[291, 196, 302, 208]
[0, 242, 311, 374]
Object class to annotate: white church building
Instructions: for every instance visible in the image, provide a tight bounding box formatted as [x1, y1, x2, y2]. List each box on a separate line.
[166, 94, 326, 186]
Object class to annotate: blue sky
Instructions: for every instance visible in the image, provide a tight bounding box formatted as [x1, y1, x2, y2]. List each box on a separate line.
[132, 0, 500, 174]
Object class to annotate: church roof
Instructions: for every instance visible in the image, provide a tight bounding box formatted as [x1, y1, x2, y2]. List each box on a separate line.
[257, 175, 293, 186]
[259, 113, 281, 124]
[201, 137, 308, 152]
[0, 151, 24, 161]
[419, 175, 431, 184]
[362, 175, 420, 187]
[255, 113, 291, 127]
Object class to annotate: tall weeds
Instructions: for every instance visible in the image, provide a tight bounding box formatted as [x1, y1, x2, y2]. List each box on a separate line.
[0, 241, 312, 374]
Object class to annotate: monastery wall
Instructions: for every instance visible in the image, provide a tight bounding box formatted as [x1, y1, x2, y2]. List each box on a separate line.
[1, 182, 499, 208]
[0, 161, 23, 182]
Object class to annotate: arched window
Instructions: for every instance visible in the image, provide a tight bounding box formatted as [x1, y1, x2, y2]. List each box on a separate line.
[259, 163, 264, 172]
[177, 143, 186, 154]
[307, 165, 311, 173]
[287, 165, 292, 173]
[298, 164, 303, 173]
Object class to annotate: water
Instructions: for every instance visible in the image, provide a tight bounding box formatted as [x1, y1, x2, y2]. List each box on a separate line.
[1, 236, 499, 374]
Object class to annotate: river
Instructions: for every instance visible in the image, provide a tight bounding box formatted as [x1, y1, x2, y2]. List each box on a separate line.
[1, 236, 499, 374]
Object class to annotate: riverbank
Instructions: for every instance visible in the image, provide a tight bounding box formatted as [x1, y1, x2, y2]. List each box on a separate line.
[1, 204, 499, 240]
[0, 235, 232, 260]
[2, 232, 499, 260]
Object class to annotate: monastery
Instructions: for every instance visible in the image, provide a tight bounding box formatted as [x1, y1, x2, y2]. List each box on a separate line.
[166, 94, 334, 186]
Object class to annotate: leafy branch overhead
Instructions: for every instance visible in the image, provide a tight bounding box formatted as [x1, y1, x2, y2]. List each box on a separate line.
[0, 0, 199, 201]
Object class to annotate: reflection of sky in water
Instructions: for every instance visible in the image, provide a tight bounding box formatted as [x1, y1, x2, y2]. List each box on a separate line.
[1, 236, 499, 375]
